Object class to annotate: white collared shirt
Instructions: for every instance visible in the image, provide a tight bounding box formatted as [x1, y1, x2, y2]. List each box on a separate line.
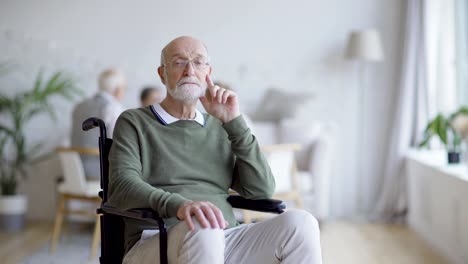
[151, 104, 205, 126]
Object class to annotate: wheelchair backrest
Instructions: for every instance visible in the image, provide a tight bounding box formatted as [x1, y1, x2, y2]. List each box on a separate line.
[83, 117, 126, 263]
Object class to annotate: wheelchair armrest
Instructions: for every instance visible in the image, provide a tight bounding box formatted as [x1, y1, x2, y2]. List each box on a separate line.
[227, 195, 286, 214]
[98, 203, 164, 224]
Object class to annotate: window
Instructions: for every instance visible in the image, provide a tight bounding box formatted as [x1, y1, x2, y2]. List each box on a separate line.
[426, 0, 467, 115]
[455, 0, 468, 107]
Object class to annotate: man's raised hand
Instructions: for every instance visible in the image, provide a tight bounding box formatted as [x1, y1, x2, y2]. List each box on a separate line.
[200, 75, 240, 123]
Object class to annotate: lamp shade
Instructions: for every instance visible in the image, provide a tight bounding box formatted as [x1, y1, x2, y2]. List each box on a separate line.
[346, 29, 384, 61]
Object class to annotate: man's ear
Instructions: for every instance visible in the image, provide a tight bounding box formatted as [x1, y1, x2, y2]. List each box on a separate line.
[157, 66, 166, 85]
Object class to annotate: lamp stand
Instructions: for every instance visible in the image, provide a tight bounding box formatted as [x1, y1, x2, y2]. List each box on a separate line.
[356, 61, 368, 213]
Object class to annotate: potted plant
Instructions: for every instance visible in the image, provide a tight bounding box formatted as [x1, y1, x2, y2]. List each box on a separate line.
[0, 68, 81, 232]
[419, 106, 468, 163]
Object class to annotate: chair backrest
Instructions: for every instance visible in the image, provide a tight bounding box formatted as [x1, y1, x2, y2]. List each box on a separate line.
[263, 149, 296, 193]
[261, 144, 301, 194]
[57, 150, 88, 194]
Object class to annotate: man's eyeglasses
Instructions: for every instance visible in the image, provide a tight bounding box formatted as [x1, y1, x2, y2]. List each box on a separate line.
[165, 58, 210, 71]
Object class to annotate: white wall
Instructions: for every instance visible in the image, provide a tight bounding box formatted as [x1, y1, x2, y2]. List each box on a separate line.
[0, 0, 404, 220]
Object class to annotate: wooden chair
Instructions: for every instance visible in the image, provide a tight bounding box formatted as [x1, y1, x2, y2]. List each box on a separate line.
[241, 143, 302, 223]
[50, 147, 101, 260]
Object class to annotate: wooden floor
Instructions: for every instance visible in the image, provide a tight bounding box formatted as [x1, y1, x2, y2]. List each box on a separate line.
[0, 223, 52, 264]
[0, 221, 449, 264]
[320, 222, 449, 264]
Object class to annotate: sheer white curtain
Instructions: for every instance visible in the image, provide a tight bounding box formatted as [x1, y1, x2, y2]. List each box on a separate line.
[373, 0, 431, 221]
[373, 0, 461, 221]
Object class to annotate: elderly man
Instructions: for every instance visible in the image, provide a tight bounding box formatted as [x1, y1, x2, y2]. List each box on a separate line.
[71, 68, 126, 180]
[108, 36, 322, 264]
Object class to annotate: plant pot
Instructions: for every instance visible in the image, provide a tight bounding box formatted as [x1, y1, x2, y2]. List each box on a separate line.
[0, 194, 27, 232]
[447, 151, 461, 164]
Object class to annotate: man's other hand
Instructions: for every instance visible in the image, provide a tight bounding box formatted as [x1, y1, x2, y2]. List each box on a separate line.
[176, 201, 229, 231]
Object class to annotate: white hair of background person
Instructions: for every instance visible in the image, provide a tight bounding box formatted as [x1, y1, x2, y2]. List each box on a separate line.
[98, 69, 127, 94]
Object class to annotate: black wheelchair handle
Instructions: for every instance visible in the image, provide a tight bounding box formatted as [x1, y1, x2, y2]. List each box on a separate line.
[82, 117, 103, 131]
[82, 117, 107, 140]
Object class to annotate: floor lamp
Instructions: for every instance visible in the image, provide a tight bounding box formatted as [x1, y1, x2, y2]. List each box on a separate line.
[345, 29, 384, 213]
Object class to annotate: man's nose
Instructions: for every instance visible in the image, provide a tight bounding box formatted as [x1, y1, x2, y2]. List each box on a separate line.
[183, 61, 196, 76]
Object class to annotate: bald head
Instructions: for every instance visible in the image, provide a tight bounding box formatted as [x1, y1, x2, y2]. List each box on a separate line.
[160, 36, 209, 66]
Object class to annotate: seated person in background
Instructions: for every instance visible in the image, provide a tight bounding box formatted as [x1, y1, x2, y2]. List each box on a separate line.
[140, 85, 165, 107]
[108, 36, 323, 264]
[71, 68, 127, 181]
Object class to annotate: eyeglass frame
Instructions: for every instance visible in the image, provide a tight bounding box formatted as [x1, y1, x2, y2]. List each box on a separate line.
[162, 56, 211, 71]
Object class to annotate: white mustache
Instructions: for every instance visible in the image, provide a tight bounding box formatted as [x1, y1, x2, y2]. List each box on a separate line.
[177, 78, 201, 87]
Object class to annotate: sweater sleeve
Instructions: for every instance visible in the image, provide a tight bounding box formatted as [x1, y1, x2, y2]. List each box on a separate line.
[107, 110, 190, 218]
[223, 115, 275, 199]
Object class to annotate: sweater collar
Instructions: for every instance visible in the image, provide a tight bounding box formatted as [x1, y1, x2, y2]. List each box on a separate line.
[150, 104, 205, 126]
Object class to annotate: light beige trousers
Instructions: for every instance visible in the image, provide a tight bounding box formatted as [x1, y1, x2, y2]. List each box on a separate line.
[123, 209, 322, 264]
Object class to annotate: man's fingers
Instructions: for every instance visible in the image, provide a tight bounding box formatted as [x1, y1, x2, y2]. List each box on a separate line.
[210, 85, 220, 100]
[222, 90, 232, 104]
[200, 205, 219, 229]
[214, 88, 236, 104]
[206, 74, 214, 87]
[210, 205, 226, 229]
[179, 201, 226, 231]
[193, 207, 210, 228]
[184, 209, 194, 231]
[216, 89, 226, 104]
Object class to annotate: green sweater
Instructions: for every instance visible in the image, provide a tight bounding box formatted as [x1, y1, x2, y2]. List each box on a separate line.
[107, 107, 275, 252]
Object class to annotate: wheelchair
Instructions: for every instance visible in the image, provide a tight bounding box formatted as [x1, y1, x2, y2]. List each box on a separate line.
[82, 117, 286, 264]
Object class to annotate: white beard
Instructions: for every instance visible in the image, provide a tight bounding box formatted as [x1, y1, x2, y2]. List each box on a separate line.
[167, 79, 207, 102]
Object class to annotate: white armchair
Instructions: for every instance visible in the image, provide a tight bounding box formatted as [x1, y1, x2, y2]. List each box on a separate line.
[50, 147, 101, 260]
[251, 118, 336, 221]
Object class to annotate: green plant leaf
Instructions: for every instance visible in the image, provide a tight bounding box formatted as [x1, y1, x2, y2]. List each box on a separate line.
[0, 124, 15, 136]
[0, 94, 14, 112]
[0, 68, 83, 194]
[439, 122, 448, 145]
[418, 113, 458, 148]
[32, 70, 44, 94]
[0, 134, 9, 162]
[27, 142, 45, 162]
[418, 135, 431, 148]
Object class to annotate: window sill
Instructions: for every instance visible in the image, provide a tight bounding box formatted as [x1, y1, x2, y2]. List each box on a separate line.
[406, 148, 468, 182]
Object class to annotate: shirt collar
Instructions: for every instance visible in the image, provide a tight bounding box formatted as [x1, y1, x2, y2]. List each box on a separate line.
[151, 104, 205, 126]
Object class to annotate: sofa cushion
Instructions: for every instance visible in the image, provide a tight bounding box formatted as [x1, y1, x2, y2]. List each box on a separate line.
[250, 88, 314, 122]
